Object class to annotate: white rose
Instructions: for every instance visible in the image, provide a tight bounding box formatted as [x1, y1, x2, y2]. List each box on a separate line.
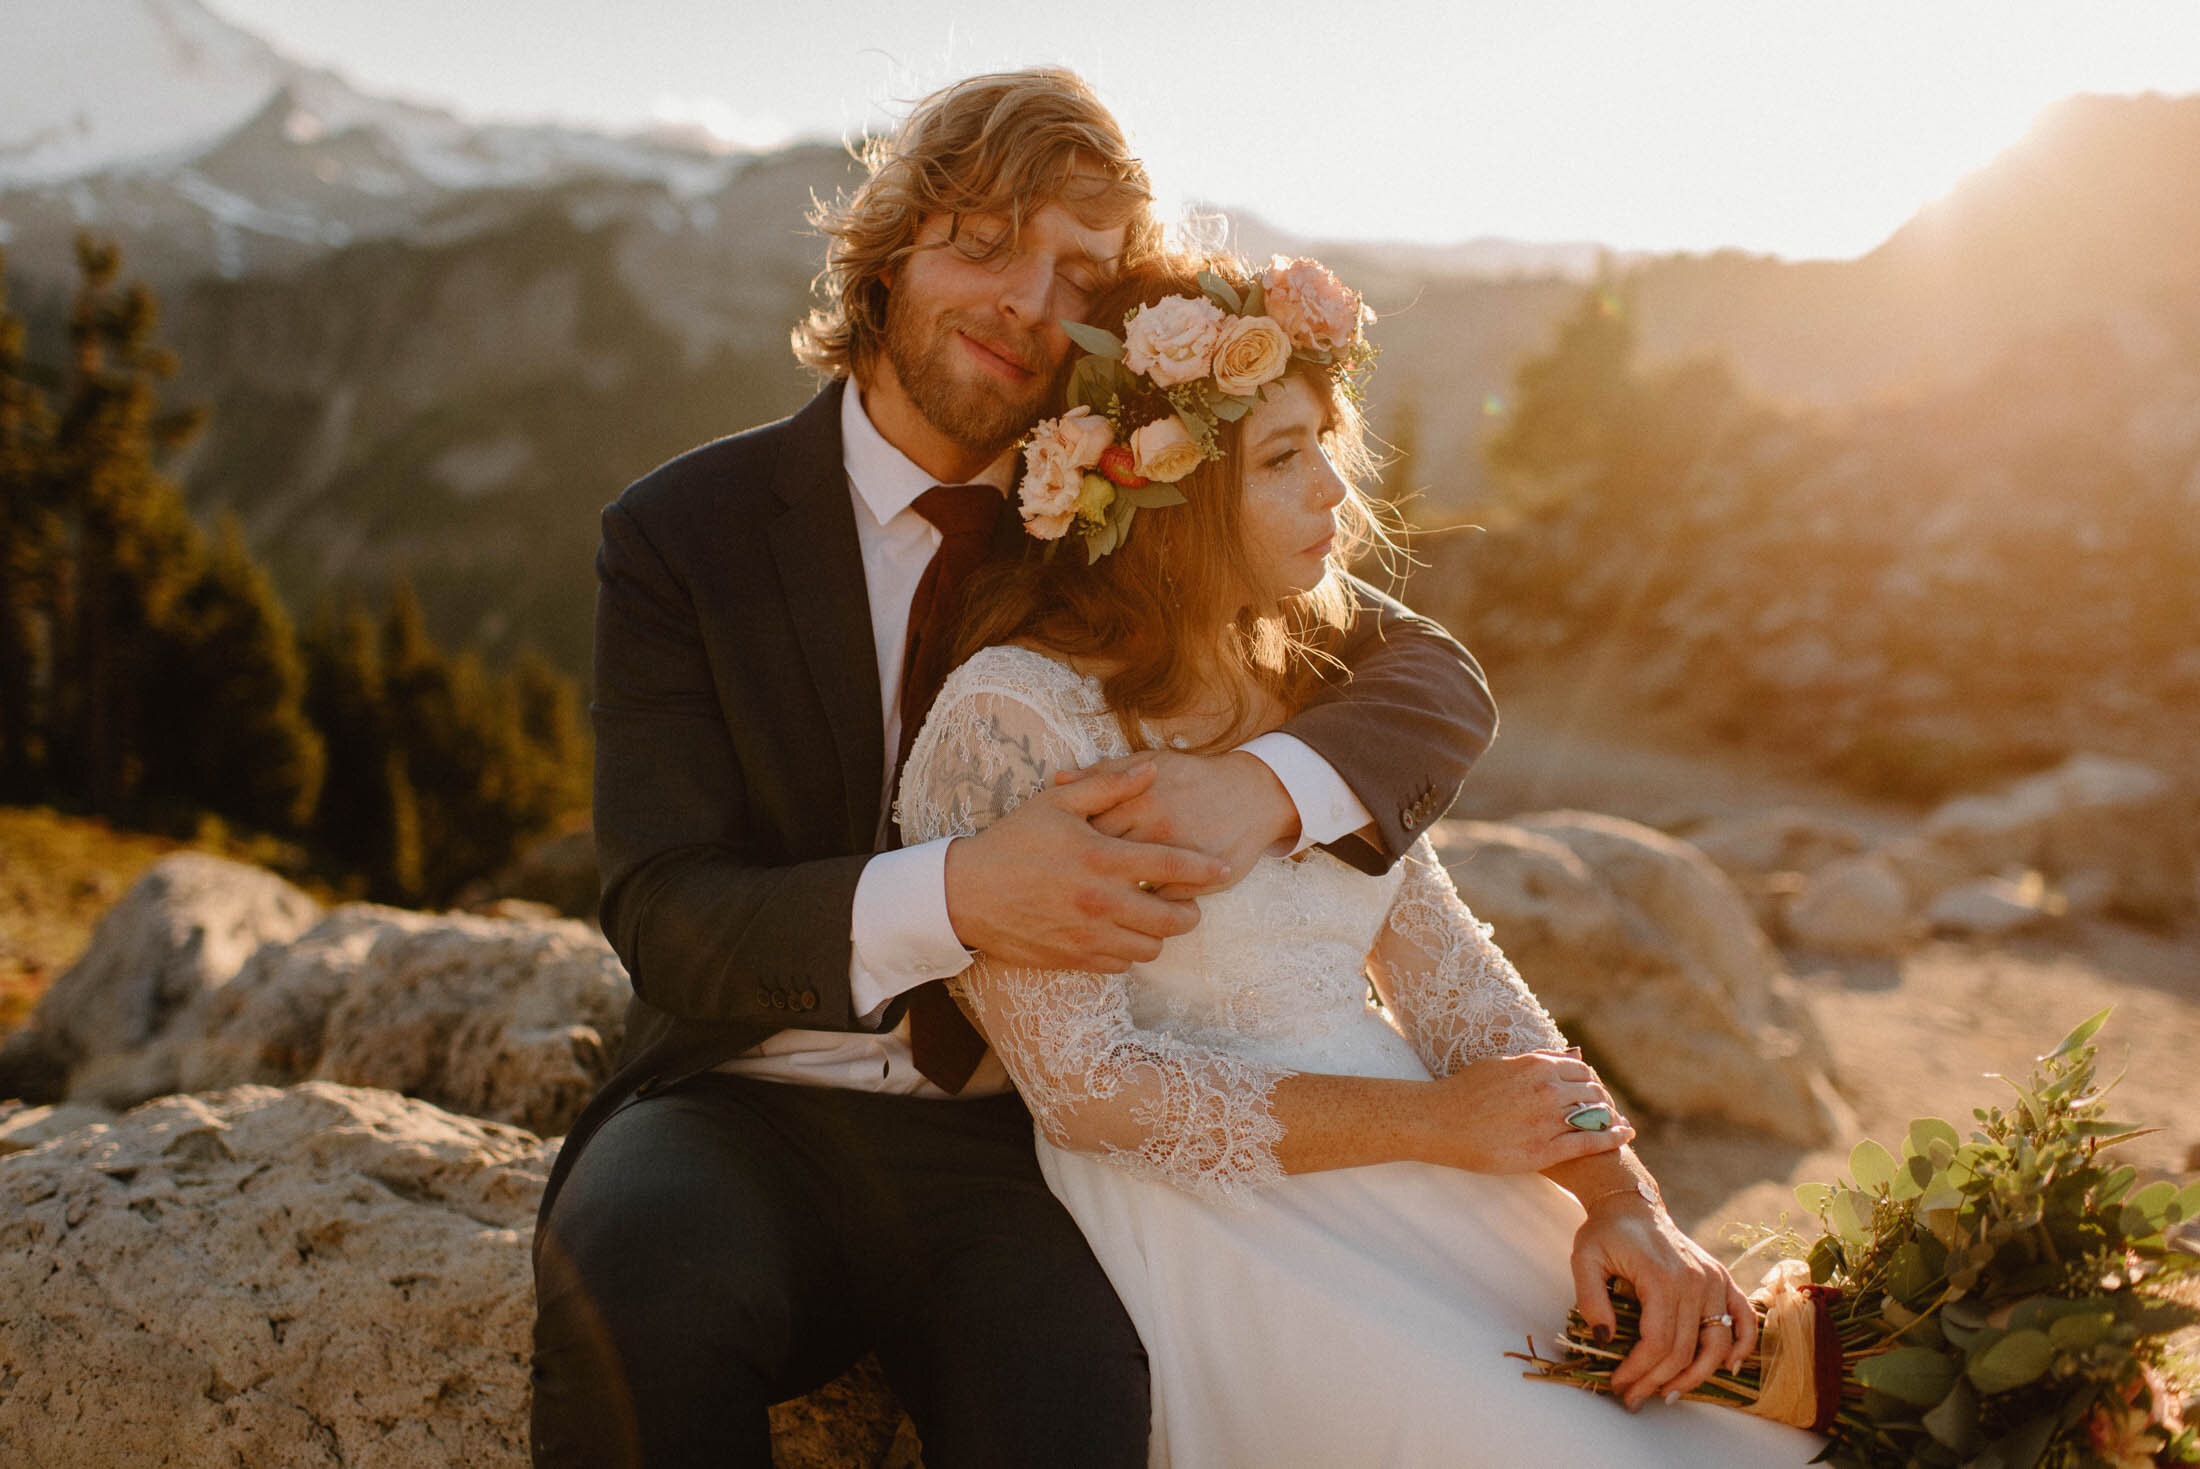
[1211, 315, 1293, 395]
[1131, 416, 1204, 483]
[1121, 295, 1226, 388]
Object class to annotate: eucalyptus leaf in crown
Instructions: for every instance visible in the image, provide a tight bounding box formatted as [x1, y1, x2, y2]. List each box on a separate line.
[1512, 1009, 2200, 1467]
[1019, 256, 1375, 562]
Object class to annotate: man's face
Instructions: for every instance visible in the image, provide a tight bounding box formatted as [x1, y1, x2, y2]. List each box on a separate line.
[875, 202, 1128, 462]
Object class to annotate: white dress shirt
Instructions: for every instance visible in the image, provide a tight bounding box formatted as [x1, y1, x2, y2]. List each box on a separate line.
[716, 383, 1373, 1098]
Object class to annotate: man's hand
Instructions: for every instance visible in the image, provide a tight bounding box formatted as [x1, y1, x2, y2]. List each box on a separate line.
[944, 760, 1231, 972]
[1068, 750, 1298, 898]
[1569, 1195, 1758, 1410]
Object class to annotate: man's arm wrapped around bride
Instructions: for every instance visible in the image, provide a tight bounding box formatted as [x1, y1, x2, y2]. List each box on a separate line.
[889, 248, 1825, 1465]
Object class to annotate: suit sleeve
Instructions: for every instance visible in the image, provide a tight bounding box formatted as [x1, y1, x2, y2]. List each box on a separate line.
[588, 498, 870, 1030]
[1278, 573, 1497, 874]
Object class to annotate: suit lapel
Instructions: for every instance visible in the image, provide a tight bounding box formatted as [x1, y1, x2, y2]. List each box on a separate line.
[765, 383, 886, 853]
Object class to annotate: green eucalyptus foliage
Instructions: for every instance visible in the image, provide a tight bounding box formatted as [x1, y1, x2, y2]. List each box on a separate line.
[1795, 1009, 2200, 1468]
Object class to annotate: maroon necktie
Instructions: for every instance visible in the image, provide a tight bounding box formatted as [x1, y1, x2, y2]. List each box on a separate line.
[897, 483, 1001, 1093]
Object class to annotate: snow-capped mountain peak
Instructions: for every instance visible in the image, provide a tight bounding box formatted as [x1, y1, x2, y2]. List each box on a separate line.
[0, 0, 743, 282]
[2, 0, 738, 192]
[0, 0, 295, 183]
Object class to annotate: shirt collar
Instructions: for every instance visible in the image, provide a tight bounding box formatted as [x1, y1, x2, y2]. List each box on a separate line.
[841, 378, 1016, 528]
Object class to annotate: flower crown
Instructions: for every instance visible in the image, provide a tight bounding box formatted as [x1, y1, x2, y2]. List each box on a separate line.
[1018, 255, 1374, 560]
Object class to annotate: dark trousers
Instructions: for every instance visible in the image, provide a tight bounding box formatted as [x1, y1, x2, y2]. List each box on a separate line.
[530, 1073, 1149, 1467]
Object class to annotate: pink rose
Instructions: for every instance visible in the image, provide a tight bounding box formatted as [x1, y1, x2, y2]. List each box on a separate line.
[1122, 295, 1226, 387]
[1130, 416, 1203, 483]
[1210, 315, 1292, 395]
[1020, 406, 1110, 539]
[1260, 256, 1368, 353]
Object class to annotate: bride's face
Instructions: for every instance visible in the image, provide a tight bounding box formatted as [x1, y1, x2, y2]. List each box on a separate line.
[1238, 374, 1348, 603]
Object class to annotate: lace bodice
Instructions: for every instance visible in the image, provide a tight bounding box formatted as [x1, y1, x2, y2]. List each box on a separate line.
[897, 645, 1565, 1202]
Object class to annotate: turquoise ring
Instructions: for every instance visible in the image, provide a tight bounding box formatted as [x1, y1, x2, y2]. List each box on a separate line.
[1563, 1103, 1613, 1132]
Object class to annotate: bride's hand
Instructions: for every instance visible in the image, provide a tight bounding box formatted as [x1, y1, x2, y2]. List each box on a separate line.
[1419, 1052, 1633, 1173]
[1569, 1196, 1759, 1411]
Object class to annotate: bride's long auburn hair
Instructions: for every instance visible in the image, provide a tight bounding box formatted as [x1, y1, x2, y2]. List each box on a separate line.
[950, 254, 1387, 752]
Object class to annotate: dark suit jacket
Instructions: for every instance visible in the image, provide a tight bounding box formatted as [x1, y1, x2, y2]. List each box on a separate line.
[537, 380, 1498, 1227]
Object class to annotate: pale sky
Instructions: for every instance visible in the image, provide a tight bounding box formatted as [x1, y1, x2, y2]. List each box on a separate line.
[203, 0, 2200, 260]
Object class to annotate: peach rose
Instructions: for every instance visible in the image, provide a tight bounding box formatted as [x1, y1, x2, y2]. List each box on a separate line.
[1131, 416, 1204, 483]
[1210, 314, 1292, 395]
[1122, 295, 1226, 387]
[1261, 256, 1368, 353]
[1020, 407, 1109, 539]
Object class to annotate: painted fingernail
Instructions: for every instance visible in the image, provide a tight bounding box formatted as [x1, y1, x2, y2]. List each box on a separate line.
[1592, 1325, 1612, 1345]
[1665, 1389, 1681, 1407]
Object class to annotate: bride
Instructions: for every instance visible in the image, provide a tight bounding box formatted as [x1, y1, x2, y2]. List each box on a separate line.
[897, 252, 1821, 1467]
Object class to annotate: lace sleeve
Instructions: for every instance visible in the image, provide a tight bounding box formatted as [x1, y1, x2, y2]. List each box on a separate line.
[1366, 838, 1567, 1076]
[896, 650, 1288, 1203]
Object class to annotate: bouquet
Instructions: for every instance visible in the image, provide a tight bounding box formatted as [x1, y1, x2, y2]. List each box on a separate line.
[1512, 1010, 2200, 1466]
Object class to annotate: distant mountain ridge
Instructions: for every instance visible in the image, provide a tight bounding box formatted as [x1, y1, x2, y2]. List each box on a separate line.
[0, 0, 738, 284]
[4, 0, 2197, 688]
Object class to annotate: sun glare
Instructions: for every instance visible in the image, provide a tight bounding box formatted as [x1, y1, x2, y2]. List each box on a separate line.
[1085, 0, 2200, 260]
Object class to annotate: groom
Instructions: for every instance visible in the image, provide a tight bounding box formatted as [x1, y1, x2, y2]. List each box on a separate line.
[530, 68, 1498, 1467]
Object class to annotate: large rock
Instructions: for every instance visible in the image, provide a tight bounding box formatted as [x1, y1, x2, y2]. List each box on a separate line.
[1784, 852, 1913, 955]
[1925, 873, 2064, 937]
[1682, 807, 1869, 934]
[0, 1101, 116, 1155]
[1431, 812, 1847, 1146]
[0, 1085, 916, 1468]
[0, 854, 321, 1107]
[166, 906, 631, 1138]
[1684, 806, 1869, 881]
[0, 1083, 549, 1467]
[1921, 754, 2198, 921]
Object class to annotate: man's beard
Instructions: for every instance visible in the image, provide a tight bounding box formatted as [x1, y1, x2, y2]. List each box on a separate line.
[880, 292, 1057, 457]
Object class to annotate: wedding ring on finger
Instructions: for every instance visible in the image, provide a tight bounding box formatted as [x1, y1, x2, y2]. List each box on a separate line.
[1562, 1102, 1613, 1132]
[1135, 880, 1159, 894]
[1698, 1312, 1735, 1332]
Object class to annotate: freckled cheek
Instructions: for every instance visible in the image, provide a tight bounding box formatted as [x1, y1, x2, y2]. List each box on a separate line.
[1241, 481, 1297, 571]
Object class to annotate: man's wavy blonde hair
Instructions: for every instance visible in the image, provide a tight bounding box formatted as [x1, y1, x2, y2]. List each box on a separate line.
[793, 68, 1162, 379]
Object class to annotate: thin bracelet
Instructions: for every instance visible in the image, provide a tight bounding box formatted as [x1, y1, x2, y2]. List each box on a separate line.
[1584, 1179, 1661, 1212]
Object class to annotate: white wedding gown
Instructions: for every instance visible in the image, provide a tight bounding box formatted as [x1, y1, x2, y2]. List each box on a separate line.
[901, 647, 1820, 1468]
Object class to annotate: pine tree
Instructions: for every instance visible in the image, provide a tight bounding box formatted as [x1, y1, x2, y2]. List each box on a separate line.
[507, 646, 589, 829]
[366, 582, 590, 903]
[1485, 280, 1638, 512]
[0, 250, 59, 794]
[138, 514, 325, 831]
[378, 581, 512, 902]
[46, 235, 207, 812]
[303, 599, 419, 900]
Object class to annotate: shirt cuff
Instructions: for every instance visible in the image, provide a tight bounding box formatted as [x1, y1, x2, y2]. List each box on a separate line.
[1236, 731, 1374, 855]
[849, 837, 976, 1025]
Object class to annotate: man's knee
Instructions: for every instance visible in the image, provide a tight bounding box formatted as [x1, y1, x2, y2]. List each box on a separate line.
[532, 1091, 819, 1365]
[529, 1088, 851, 1468]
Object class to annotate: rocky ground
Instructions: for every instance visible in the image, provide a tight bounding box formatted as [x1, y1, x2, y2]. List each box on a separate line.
[1458, 672, 2200, 1258]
